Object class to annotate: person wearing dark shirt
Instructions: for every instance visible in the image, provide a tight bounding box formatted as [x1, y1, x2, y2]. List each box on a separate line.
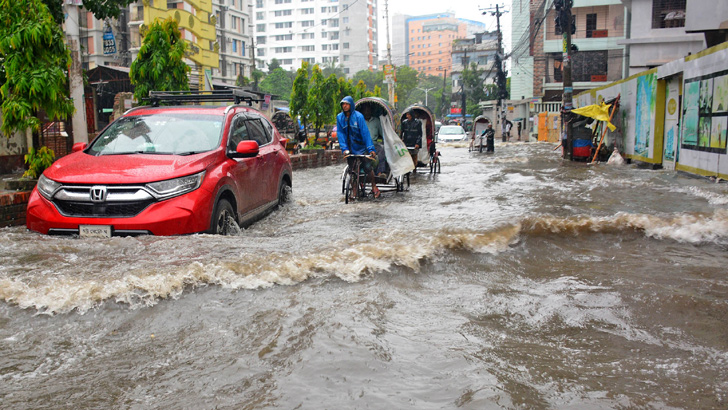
[401, 111, 422, 168]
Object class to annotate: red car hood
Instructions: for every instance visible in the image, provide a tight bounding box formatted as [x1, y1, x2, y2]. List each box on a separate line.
[44, 151, 219, 184]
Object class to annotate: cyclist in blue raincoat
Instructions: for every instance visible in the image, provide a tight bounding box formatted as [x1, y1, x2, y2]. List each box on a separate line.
[337, 96, 380, 198]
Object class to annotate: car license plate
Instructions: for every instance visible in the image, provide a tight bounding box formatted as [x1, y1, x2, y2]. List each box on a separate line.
[79, 225, 112, 238]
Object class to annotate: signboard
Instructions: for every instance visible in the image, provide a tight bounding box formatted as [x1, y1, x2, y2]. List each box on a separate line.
[450, 108, 462, 114]
[262, 94, 271, 110]
[102, 25, 116, 55]
[383, 64, 395, 83]
[591, 75, 607, 82]
[591, 30, 608, 38]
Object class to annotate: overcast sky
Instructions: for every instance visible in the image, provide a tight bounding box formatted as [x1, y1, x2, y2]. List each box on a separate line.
[377, 0, 513, 58]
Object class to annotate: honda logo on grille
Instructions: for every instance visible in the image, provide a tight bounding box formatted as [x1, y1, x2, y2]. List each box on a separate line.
[90, 186, 107, 202]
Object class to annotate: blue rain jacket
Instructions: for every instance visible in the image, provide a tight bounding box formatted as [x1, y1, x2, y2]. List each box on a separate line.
[336, 96, 375, 155]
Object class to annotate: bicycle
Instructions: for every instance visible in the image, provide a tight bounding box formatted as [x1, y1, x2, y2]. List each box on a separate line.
[343, 154, 373, 204]
[429, 150, 441, 173]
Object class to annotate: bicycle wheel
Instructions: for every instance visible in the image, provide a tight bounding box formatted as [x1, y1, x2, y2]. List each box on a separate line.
[341, 165, 349, 194]
[344, 171, 353, 204]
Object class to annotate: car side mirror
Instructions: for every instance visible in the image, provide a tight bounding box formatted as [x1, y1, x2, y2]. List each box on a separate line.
[230, 140, 259, 158]
[72, 142, 87, 152]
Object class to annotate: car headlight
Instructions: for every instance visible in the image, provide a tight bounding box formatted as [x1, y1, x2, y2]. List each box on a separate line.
[37, 174, 61, 200]
[145, 171, 205, 200]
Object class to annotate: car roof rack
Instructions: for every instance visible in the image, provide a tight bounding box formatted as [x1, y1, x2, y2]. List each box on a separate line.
[146, 89, 263, 107]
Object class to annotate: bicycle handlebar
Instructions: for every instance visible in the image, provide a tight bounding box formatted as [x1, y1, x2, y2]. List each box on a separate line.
[344, 154, 374, 160]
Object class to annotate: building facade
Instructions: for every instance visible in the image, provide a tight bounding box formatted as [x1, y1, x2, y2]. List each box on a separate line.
[79, 0, 256, 86]
[399, 13, 487, 78]
[253, 0, 377, 76]
[619, 0, 707, 75]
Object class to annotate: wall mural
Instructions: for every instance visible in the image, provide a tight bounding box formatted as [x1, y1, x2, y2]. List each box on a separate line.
[635, 72, 656, 158]
[681, 69, 728, 153]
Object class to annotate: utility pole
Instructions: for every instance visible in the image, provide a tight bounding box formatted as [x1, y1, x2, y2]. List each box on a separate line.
[384, 0, 395, 107]
[555, 0, 574, 159]
[65, 1, 88, 145]
[483, 4, 509, 141]
[460, 50, 468, 123]
[440, 68, 448, 120]
[248, 3, 257, 90]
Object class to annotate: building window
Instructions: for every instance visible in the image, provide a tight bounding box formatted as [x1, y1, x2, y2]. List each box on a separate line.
[256, 0, 263, 8]
[343, 55, 349, 61]
[282, 59, 293, 65]
[256, 24, 266, 32]
[301, 8, 314, 14]
[257, 48, 265, 56]
[303, 57, 315, 63]
[274, 22, 293, 29]
[301, 45, 315, 52]
[586, 13, 597, 37]
[256, 36, 266, 45]
[256, 12, 264, 20]
[652, 0, 686, 28]
[275, 34, 293, 41]
[301, 20, 314, 27]
[274, 10, 292, 17]
[343, 42, 349, 49]
[330, 32, 339, 40]
[274, 47, 293, 53]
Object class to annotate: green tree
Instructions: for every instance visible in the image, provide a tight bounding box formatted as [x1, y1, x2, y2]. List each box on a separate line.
[268, 58, 282, 72]
[337, 77, 354, 107]
[353, 80, 367, 101]
[259, 67, 293, 100]
[235, 74, 250, 87]
[129, 17, 189, 101]
[352, 70, 383, 94]
[322, 61, 346, 78]
[307, 64, 326, 137]
[290, 62, 311, 132]
[251, 69, 265, 91]
[462, 62, 488, 117]
[321, 74, 340, 126]
[395, 65, 419, 111]
[0, 0, 74, 136]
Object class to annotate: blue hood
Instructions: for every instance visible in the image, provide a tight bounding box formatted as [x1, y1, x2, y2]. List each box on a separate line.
[340, 96, 355, 108]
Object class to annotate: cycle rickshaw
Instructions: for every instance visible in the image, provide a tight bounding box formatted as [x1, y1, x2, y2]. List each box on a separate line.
[470, 115, 491, 152]
[341, 97, 414, 203]
[400, 104, 440, 174]
[272, 110, 303, 154]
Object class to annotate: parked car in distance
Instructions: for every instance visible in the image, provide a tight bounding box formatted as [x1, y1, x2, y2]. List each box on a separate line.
[26, 91, 293, 237]
[437, 125, 468, 142]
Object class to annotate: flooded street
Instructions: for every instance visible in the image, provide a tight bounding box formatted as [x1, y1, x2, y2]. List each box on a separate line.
[1, 142, 727, 409]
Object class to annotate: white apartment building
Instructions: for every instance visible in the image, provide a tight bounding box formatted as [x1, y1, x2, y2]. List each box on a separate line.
[254, 0, 377, 76]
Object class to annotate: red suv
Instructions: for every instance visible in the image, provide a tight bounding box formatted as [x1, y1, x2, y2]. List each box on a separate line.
[26, 91, 293, 236]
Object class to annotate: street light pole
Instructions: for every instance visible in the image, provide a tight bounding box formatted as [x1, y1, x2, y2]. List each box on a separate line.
[416, 87, 436, 107]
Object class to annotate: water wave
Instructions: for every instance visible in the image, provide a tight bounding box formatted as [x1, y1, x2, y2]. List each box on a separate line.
[1, 209, 726, 314]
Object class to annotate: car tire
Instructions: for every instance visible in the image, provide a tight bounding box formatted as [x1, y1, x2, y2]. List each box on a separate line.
[278, 182, 291, 207]
[209, 199, 237, 235]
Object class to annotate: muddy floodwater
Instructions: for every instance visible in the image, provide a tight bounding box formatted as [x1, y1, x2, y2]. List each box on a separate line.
[1, 142, 727, 409]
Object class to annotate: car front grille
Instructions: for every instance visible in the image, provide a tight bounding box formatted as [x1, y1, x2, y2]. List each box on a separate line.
[50, 185, 156, 218]
[53, 200, 154, 217]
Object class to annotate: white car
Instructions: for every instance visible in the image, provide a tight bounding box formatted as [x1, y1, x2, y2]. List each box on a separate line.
[437, 125, 468, 142]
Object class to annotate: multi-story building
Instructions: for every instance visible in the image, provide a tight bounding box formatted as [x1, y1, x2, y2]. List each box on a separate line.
[253, 0, 377, 76]
[79, 0, 255, 86]
[398, 13, 486, 78]
[510, 0, 535, 101]
[512, 0, 627, 103]
[619, 0, 706, 75]
[450, 32, 499, 88]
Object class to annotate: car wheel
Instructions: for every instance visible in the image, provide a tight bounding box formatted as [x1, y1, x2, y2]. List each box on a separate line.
[209, 199, 237, 235]
[278, 182, 291, 207]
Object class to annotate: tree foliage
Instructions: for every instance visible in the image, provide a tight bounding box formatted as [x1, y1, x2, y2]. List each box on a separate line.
[0, 0, 74, 136]
[129, 17, 189, 101]
[395, 66, 419, 110]
[307, 64, 326, 136]
[268, 58, 282, 72]
[289, 62, 310, 129]
[321, 74, 340, 125]
[41, 0, 136, 24]
[258, 67, 291, 101]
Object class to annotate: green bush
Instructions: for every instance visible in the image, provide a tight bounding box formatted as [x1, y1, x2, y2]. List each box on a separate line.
[23, 146, 55, 179]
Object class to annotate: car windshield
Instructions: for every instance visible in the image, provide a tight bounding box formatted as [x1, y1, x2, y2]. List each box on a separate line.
[440, 126, 465, 135]
[88, 114, 224, 156]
